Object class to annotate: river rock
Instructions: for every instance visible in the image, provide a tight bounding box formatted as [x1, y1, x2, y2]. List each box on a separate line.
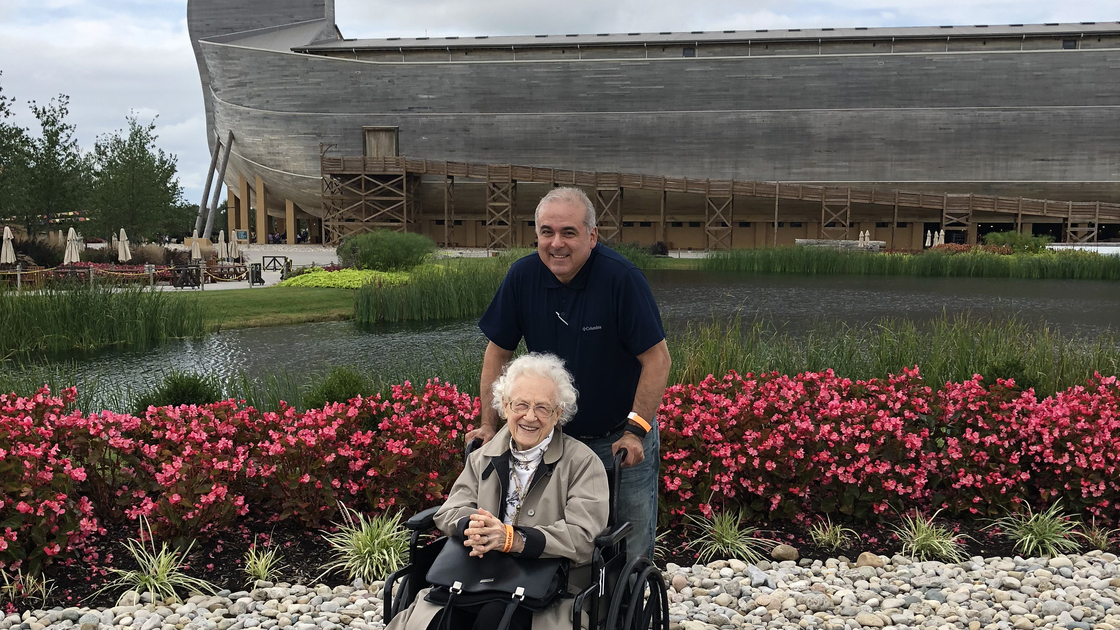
[772, 544, 799, 561]
[856, 552, 884, 568]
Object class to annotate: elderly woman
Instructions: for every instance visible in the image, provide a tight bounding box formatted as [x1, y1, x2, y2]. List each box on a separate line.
[387, 353, 609, 630]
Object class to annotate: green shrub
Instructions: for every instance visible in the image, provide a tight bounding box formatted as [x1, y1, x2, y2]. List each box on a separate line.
[336, 230, 435, 272]
[688, 508, 777, 563]
[12, 238, 62, 268]
[316, 505, 408, 584]
[133, 370, 224, 414]
[982, 231, 1053, 254]
[303, 366, 372, 409]
[603, 241, 657, 269]
[278, 268, 410, 289]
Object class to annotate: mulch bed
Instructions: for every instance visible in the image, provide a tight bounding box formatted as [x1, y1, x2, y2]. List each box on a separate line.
[35, 516, 1024, 612]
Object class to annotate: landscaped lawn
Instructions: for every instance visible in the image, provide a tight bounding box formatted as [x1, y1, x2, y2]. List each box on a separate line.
[173, 286, 355, 330]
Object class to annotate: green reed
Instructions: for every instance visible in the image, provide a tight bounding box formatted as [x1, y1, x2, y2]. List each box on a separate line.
[354, 257, 515, 325]
[670, 313, 1120, 397]
[703, 247, 1120, 280]
[0, 283, 206, 358]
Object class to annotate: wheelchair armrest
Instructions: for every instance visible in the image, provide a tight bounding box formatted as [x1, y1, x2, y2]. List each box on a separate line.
[406, 506, 441, 531]
[595, 521, 632, 549]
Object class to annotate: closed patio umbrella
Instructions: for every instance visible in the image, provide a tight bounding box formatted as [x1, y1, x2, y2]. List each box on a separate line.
[190, 229, 202, 262]
[1, 226, 15, 265]
[216, 230, 229, 261]
[228, 233, 241, 262]
[63, 227, 81, 265]
[118, 228, 132, 263]
[939, 230, 946, 246]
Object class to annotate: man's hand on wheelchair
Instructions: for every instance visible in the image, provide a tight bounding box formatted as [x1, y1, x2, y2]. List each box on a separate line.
[612, 432, 645, 468]
[465, 421, 497, 446]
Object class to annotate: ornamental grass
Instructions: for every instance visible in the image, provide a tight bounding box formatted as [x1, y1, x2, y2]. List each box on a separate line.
[0, 283, 205, 356]
[703, 246, 1120, 280]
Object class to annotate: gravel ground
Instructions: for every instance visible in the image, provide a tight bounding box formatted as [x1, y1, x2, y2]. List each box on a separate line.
[7, 552, 1120, 630]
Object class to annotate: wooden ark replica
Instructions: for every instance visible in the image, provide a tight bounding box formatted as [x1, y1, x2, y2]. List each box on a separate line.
[188, 0, 1120, 248]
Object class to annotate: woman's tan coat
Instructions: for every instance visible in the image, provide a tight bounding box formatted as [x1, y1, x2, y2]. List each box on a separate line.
[385, 426, 610, 630]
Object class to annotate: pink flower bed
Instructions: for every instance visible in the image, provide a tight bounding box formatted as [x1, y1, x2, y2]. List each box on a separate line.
[660, 369, 1120, 524]
[0, 380, 476, 573]
[3, 368, 1120, 574]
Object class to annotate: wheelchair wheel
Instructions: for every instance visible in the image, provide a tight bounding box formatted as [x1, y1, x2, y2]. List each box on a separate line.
[605, 556, 670, 630]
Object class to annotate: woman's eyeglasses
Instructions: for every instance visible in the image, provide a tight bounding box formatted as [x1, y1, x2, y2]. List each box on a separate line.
[507, 400, 559, 418]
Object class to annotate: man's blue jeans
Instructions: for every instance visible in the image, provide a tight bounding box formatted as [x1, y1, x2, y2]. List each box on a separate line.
[580, 424, 659, 562]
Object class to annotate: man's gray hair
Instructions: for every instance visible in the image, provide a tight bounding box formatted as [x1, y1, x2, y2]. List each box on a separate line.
[535, 187, 596, 233]
[491, 352, 579, 425]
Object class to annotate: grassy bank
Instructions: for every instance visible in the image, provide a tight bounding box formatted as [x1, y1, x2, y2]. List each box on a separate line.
[0, 283, 206, 357]
[174, 286, 356, 330]
[703, 247, 1120, 280]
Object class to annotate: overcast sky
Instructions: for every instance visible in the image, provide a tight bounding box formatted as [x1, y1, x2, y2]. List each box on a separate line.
[1, 0, 1116, 208]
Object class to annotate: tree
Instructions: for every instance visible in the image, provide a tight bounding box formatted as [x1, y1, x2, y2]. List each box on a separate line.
[27, 95, 90, 236]
[89, 114, 184, 241]
[0, 74, 33, 234]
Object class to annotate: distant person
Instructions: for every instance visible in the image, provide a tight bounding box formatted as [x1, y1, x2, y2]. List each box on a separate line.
[469, 187, 671, 561]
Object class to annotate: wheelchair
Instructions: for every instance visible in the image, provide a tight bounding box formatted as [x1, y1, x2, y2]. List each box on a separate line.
[384, 441, 670, 630]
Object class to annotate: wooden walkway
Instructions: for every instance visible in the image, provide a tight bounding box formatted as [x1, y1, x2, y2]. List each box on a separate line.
[321, 155, 1119, 247]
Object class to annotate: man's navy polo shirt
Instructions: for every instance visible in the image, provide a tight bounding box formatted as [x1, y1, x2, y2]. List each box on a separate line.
[479, 244, 665, 438]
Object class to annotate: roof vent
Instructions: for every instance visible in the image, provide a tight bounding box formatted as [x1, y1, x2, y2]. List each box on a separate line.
[417, 37, 428, 40]
[475, 35, 488, 39]
[535, 34, 547, 37]
[723, 30, 736, 33]
[855, 27, 868, 30]
[629, 32, 641, 35]
[756, 29, 768, 32]
[387, 37, 400, 40]
[566, 34, 578, 37]
[789, 28, 801, 32]
[691, 30, 704, 34]
[822, 28, 834, 31]
[1082, 22, 1096, 25]
[660, 31, 671, 35]
[975, 24, 988, 28]
[1009, 24, 1023, 27]
[597, 33, 609, 36]
[446, 36, 458, 39]
[939, 25, 952, 28]
[1045, 23, 1059, 26]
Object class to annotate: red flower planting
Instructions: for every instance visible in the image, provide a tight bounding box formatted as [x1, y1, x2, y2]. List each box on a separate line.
[3, 369, 1119, 575]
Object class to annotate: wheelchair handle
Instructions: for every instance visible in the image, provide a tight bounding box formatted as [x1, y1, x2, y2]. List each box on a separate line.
[466, 437, 483, 458]
[609, 448, 627, 527]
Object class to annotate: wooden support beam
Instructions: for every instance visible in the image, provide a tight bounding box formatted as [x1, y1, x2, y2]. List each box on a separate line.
[255, 175, 267, 245]
[238, 174, 249, 240]
[486, 181, 515, 249]
[285, 199, 296, 245]
[595, 188, 623, 243]
[444, 176, 455, 247]
[705, 189, 733, 250]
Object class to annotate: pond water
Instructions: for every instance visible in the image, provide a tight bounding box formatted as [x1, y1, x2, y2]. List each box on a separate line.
[37, 271, 1120, 387]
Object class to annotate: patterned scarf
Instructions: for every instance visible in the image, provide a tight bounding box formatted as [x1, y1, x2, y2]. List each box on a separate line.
[504, 430, 554, 525]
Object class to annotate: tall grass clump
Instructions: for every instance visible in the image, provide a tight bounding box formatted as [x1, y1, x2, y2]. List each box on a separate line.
[354, 256, 512, 325]
[0, 283, 206, 357]
[702, 246, 1120, 280]
[668, 312, 1120, 396]
[337, 230, 435, 272]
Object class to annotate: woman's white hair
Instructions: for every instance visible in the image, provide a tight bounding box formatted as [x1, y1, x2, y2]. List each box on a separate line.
[490, 352, 579, 425]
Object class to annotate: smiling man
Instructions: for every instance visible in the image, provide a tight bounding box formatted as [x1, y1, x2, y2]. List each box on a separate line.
[472, 187, 671, 562]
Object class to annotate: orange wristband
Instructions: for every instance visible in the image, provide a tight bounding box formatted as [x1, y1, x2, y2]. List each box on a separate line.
[627, 412, 652, 432]
[501, 524, 514, 553]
